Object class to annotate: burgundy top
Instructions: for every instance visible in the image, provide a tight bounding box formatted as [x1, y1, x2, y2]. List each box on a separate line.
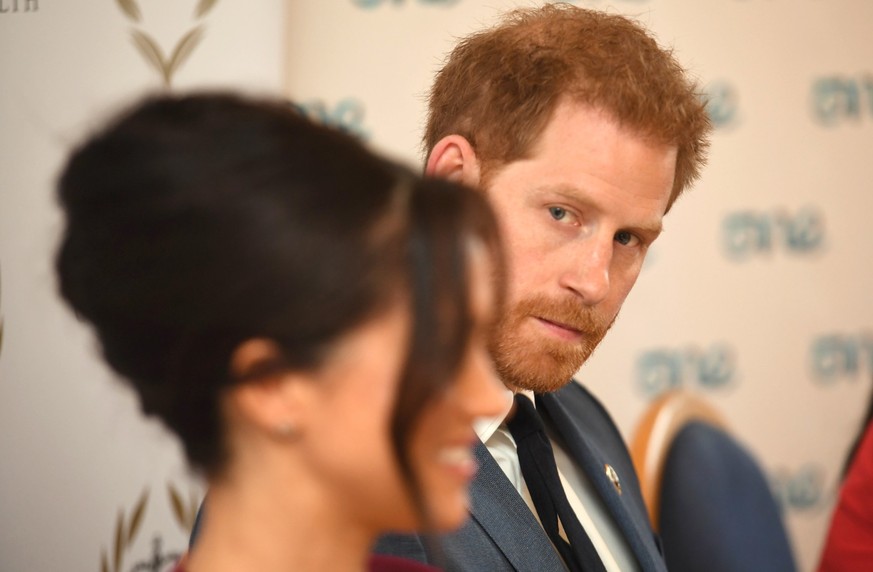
[369, 554, 441, 572]
[171, 554, 440, 572]
[819, 422, 873, 571]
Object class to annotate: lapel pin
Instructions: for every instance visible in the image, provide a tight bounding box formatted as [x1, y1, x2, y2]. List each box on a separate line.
[605, 463, 622, 495]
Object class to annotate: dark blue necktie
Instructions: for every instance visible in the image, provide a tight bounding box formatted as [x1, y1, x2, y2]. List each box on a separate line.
[506, 394, 608, 572]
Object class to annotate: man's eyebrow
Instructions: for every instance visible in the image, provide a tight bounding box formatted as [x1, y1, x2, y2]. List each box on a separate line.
[537, 184, 594, 206]
[634, 220, 663, 237]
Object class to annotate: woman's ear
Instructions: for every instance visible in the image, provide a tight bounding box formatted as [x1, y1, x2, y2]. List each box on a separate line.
[227, 339, 309, 439]
[425, 135, 482, 188]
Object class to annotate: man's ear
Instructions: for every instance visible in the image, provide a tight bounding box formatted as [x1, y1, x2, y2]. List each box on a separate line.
[425, 135, 482, 188]
[226, 339, 309, 437]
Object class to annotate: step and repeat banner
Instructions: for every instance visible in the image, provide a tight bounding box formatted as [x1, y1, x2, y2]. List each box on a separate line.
[2, 1, 871, 571]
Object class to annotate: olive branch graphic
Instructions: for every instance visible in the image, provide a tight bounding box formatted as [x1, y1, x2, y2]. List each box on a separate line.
[114, 0, 221, 88]
[101, 489, 149, 572]
[167, 481, 201, 532]
[99, 484, 201, 572]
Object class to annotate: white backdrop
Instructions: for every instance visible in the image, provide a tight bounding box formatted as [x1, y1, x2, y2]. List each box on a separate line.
[2, 1, 872, 571]
[0, 2, 284, 571]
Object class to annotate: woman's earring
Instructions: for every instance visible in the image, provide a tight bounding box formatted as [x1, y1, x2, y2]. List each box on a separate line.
[275, 422, 298, 439]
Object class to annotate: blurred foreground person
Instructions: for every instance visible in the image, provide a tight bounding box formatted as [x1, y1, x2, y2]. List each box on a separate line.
[55, 93, 506, 572]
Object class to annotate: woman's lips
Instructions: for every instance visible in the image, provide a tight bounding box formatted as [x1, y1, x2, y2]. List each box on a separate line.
[436, 442, 478, 480]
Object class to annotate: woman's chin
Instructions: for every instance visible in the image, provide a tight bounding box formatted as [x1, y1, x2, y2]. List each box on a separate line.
[427, 494, 471, 533]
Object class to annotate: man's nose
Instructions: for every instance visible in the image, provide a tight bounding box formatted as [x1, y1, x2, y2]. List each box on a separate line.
[558, 235, 612, 305]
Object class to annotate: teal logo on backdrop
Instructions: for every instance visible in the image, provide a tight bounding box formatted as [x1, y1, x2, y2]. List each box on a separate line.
[704, 81, 740, 129]
[353, 0, 459, 8]
[811, 332, 873, 383]
[812, 75, 873, 125]
[636, 343, 737, 398]
[722, 207, 825, 260]
[0, 0, 38, 13]
[293, 99, 370, 141]
[770, 464, 829, 513]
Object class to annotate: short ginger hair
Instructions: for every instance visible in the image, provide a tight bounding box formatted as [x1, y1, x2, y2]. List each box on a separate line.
[424, 4, 712, 210]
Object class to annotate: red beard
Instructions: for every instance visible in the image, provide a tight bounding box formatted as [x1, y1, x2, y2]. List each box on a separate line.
[488, 294, 615, 392]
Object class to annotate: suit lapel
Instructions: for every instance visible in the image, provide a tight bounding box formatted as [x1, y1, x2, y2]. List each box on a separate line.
[538, 391, 664, 572]
[468, 440, 568, 571]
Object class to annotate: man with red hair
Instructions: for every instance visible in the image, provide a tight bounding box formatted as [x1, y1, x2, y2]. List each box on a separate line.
[376, 5, 711, 571]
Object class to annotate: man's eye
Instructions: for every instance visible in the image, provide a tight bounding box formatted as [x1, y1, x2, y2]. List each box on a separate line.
[548, 206, 567, 220]
[615, 231, 636, 246]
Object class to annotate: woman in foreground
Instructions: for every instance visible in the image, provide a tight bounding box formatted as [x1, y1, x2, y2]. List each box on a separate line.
[55, 93, 506, 572]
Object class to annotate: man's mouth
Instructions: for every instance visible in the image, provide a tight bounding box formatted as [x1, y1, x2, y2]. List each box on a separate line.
[534, 316, 585, 341]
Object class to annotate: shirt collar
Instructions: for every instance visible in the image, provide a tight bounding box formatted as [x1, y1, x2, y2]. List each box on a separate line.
[473, 388, 535, 443]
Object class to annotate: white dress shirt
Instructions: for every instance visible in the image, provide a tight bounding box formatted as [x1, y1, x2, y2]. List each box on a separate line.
[473, 389, 640, 572]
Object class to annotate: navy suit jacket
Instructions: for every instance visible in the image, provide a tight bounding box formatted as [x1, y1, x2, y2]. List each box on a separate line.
[374, 382, 666, 572]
